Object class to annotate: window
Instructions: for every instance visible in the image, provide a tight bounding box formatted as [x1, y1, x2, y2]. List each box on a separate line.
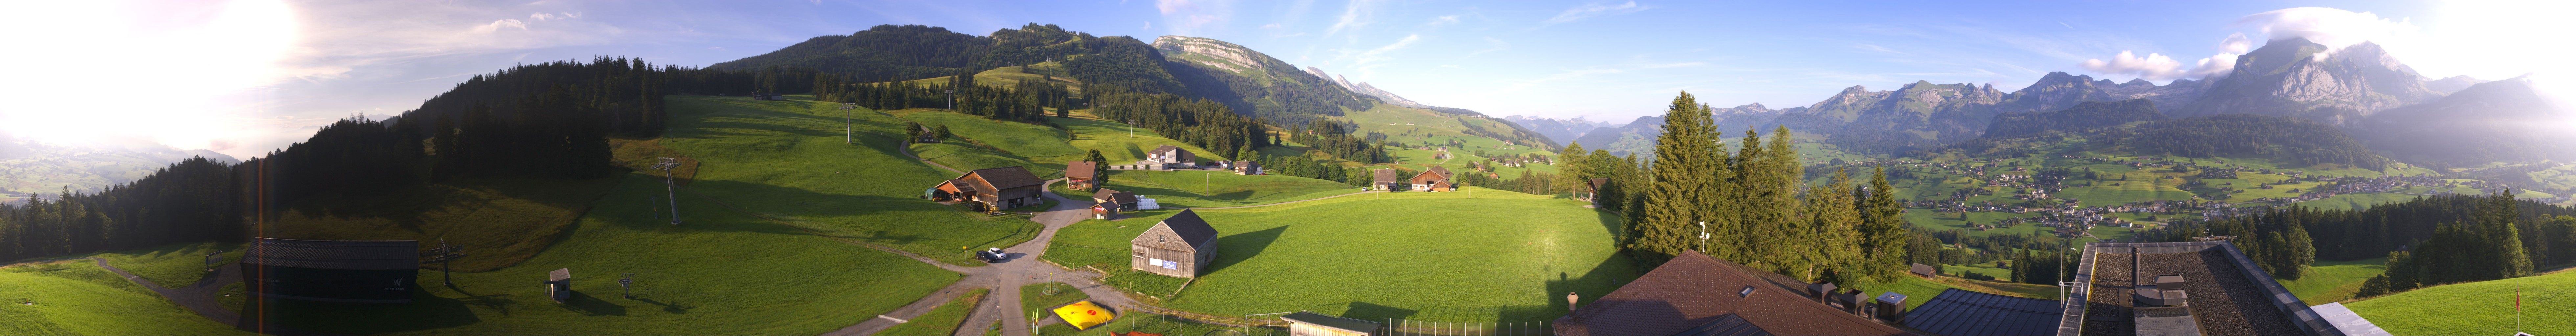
[1738, 285, 1756, 297]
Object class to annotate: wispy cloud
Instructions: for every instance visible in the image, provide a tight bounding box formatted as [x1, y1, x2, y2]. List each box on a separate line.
[472, 19, 528, 33]
[1465, 37, 1508, 57]
[1543, 1, 1647, 25]
[1155, 0, 1232, 35]
[1325, 0, 1378, 36]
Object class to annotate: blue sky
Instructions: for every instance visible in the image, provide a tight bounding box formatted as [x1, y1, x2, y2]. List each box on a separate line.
[13, 0, 2571, 158]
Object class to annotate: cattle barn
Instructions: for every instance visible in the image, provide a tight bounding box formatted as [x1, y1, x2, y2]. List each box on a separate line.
[241, 238, 420, 303]
[932, 166, 1047, 212]
[1409, 166, 1456, 192]
[1064, 161, 1101, 190]
[1131, 209, 1219, 278]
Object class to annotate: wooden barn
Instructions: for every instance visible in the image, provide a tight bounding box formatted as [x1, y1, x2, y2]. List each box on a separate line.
[1372, 169, 1403, 191]
[1131, 209, 1219, 278]
[932, 166, 1047, 213]
[1065, 161, 1101, 190]
[1230, 160, 1262, 175]
[1092, 189, 1138, 219]
[1146, 145, 1196, 167]
[1410, 166, 1456, 192]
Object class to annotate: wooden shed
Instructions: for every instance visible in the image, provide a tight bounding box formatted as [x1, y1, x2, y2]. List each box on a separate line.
[1582, 178, 1610, 204]
[1131, 209, 1219, 278]
[545, 268, 572, 303]
[1910, 263, 1937, 278]
[1231, 160, 1262, 175]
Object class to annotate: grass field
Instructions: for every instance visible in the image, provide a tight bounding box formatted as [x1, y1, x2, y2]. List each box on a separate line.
[2278, 257, 2387, 304]
[1093, 170, 1359, 208]
[0, 262, 252, 335]
[2347, 270, 2576, 335]
[1021, 282, 1089, 319]
[260, 176, 624, 272]
[1046, 188, 1639, 323]
[874, 288, 988, 336]
[239, 95, 1017, 334]
[83, 242, 244, 288]
[1055, 117, 1226, 163]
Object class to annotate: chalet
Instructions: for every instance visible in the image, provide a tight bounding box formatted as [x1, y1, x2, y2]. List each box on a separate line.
[1553, 251, 1913, 336]
[931, 166, 1047, 213]
[1230, 160, 1261, 175]
[1131, 209, 1219, 278]
[1146, 145, 1196, 168]
[1410, 166, 1455, 192]
[1581, 178, 1610, 205]
[1092, 189, 1138, 220]
[1065, 161, 1101, 190]
[1372, 169, 1403, 191]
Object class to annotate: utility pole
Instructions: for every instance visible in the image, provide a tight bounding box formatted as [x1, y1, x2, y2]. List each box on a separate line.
[620, 273, 637, 299]
[655, 158, 681, 225]
[946, 89, 955, 110]
[424, 239, 464, 286]
[840, 103, 856, 144]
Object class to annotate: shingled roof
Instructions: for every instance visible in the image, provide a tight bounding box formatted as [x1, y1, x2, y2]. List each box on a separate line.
[1151, 209, 1220, 248]
[1065, 161, 1099, 179]
[965, 166, 1045, 189]
[1148, 145, 1182, 156]
[1554, 251, 1912, 336]
[1093, 188, 1138, 204]
[1373, 169, 1400, 182]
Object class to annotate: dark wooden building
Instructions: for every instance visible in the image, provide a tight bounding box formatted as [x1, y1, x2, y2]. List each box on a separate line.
[932, 166, 1047, 212]
[1410, 166, 1455, 192]
[1093, 188, 1139, 219]
[1554, 250, 1914, 336]
[1131, 209, 1219, 278]
[1066, 161, 1101, 190]
[1230, 160, 1262, 175]
[241, 238, 420, 303]
[1147, 145, 1196, 167]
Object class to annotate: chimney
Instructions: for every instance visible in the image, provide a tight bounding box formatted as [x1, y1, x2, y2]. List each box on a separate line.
[1566, 292, 1579, 313]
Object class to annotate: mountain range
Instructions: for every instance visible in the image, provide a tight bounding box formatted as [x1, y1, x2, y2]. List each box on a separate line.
[1511, 37, 2568, 169]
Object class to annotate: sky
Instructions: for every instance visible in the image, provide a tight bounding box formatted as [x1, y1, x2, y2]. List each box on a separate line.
[2, 0, 2569, 159]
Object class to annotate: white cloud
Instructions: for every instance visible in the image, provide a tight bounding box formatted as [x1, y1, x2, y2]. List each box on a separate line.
[473, 19, 528, 33]
[1427, 15, 1460, 26]
[2234, 7, 2419, 51]
[1325, 0, 1378, 36]
[1543, 1, 1647, 25]
[2080, 32, 2244, 81]
[1464, 37, 1508, 57]
[529, 12, 555, 21]
[1154, 0, 1231, 35]
[2217, 32, 2251, 54]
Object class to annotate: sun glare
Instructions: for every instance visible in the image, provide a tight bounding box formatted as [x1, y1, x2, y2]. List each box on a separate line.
[0, 0, 296, 154]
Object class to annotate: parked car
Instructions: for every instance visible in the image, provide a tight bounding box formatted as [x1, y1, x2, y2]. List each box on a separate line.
[976, 248, 1007, 263]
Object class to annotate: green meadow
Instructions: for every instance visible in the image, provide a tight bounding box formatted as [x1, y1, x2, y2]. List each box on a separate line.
[1091, 170, 1358, 208]
[2347, 270, 2576, 335]
[2277, 257, 2387, 304]
[0, 262, 252, 336]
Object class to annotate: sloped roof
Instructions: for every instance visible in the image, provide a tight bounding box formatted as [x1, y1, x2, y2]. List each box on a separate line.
[1149, 145, 1182, 156]
[1094, 188, 1138, 204]
[1280, 311, 1382, 333]
[1373, 169, 1400, 182]
[246, 238, 419, 270]
[1590, 178, 1610, 188]
[1155, 209, 1219, 248]
[1553, 251, 1911, 336]
[1065, 161, 1099, 178]
[1233, 160, 1257, 168]
[965, 166, 1045, 189]
[1901, 289, 2059, 336]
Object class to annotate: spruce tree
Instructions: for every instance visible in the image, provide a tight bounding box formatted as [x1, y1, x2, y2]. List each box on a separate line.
[1858, 167, 1911, 282]
[1087, 149, 1109, 165]
[1635, 92, 1726, 264]
[1803, 169, 1863, 283]
[1558, 142, 1590, 194]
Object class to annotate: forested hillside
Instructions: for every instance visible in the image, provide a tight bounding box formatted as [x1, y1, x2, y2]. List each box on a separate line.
[2114, 114, 2386, 170]
[1979, 99, 2165, 139]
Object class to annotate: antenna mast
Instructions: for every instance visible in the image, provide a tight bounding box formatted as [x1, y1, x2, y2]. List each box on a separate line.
[655, 158, 682, 225]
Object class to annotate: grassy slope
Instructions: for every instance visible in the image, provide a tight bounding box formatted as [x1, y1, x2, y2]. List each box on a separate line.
[2347, 270, 2576, 335]
[260, 176, 624, 272]
[84, 242, 244, 289]
[1056, 117, 1226, 163]
[1047, 188, 1640, 323]
[2277, 257, 2387, 304]
[0, 262, 253, 336]
[1092, 170, 1358, 208]
[874, 288, 989, 336]
[252, 95, 982, 335]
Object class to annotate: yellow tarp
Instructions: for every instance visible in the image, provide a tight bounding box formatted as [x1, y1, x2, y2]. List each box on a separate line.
[1051, 300, 1116, 330]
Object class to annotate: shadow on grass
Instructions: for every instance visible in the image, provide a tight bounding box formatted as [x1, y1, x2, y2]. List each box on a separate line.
[1536, 252, 1644, 322]
[250, 282, 479, 334]
[1204, 226, 1286, 276]
[634, 297, 693, 314]
[1336, 301, 1419, 321]
[560, 291, 627, 316]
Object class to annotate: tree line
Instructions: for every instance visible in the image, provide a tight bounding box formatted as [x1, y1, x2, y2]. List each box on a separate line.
[1575, 92, 1913, 285]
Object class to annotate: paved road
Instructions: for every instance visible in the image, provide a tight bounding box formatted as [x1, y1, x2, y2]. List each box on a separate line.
[89, 258, 242, 324]
[822, 178, 1119, 336]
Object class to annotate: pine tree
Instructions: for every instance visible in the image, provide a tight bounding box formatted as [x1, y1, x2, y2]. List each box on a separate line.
[1858, 167, 1911, 283]
[1635, 92, 1726, 264]
[1558, 142, 1590, 194]
[1087, 149, 1109, 165]
[1803, 169, 1863, 283]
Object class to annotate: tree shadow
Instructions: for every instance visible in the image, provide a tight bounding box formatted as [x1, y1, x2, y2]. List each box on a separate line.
[1204, 226, 1287, 275]
[559, 291, 627, 316]
[247, 282, 480, 334]
[1536, 252, 1646, 322]
[634, 297, 693, 314]
[1211, 190, 1255, 201]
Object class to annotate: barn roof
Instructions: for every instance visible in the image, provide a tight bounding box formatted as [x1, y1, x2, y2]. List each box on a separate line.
[965, 166, 1045, 189]
[1553, 250, 1911, 336]
[1590, 178, 1610, 188]
[1233, 160, 1257, 168]
[1281, 311, 1383, 333]
[1373, 169, 1400, 182]
[1156, 209, 1219, 248]
[1065, 161, 1099, 179]
[1900, 289, 2059, 336]
[1148, 145, 1182, 156]
[246, 238, 420, 270]
[1094, 188, 1138, 204]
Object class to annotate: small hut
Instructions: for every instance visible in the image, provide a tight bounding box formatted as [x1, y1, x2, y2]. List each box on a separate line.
[1131, 209, 1219, 278]
[1910, 263, 1936, 278]
[1282, 311, 1383, 336]
[545, 268, 572, 303]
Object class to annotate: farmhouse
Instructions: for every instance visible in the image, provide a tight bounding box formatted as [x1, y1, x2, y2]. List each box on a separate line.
[1066, 161, 1101, 190]
[1093, 188, 1138, 219]
[1372, 169, 1402, 191]
[1230, 160, 1262, 175]
[1146, 145, 1196, 168]
[241, 238, 421, 303]
[1410, 166, 1455, 192]
[1553, 250, 1912, 336]
[1131, 209, 1219, 278]
[931, 166, 1047, 213]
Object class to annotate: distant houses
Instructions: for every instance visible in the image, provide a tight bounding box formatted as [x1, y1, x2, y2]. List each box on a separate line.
[1131, 209, 1219, 278]
[1092, 188, 1138, 220]
[1145, 145, 1197, 169]
[1410, 166, 1456, 192]
[1066, 161, 1101, 190]
[931, 166, 1046, 213]
[1372, 169, 1402, 191]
